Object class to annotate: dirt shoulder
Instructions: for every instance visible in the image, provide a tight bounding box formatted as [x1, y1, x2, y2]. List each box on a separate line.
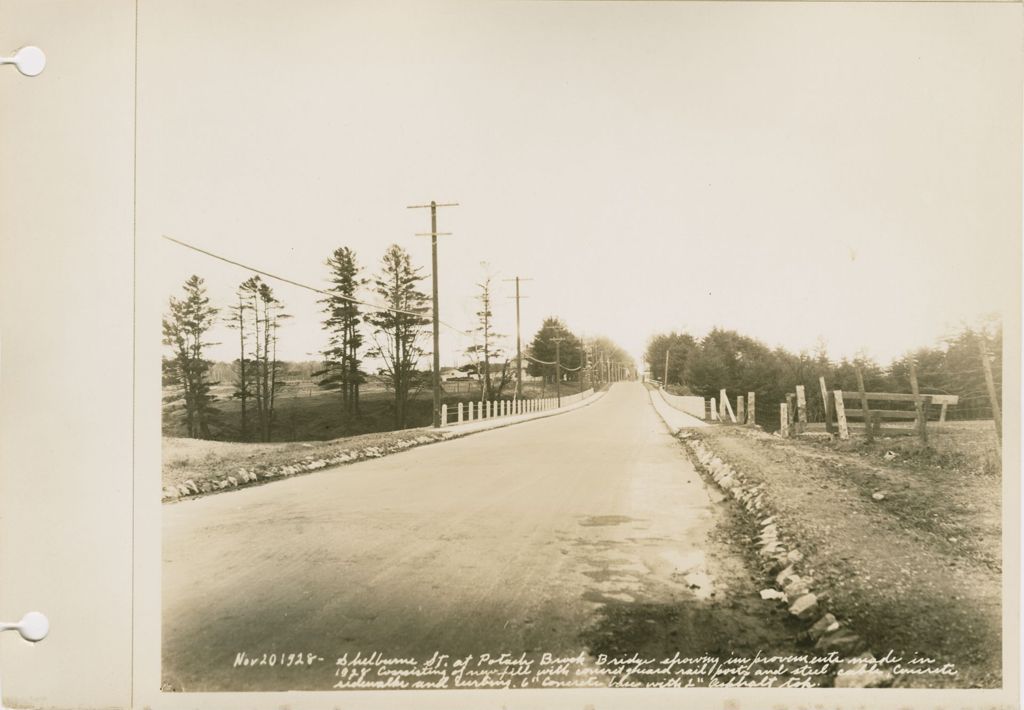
[162, 428, 461, 501]
[691, 424, 1001, 688]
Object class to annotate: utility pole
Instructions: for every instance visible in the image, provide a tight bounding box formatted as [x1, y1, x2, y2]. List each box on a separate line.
[580, 344, 587, 394]
[504, 276, 531, 400]
[663, 346, 671, 387]
[407, 199, 458, 428]
[552, 336, 565, 407]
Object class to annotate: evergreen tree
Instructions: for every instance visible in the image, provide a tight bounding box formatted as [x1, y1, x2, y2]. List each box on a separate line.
[162, 275, 219, 438]
[225, 287, 256, 440]
[316, 247, 365, 418]
[366, 245, 430, 429]
[526, 317, 582, 383]
[239, 276, 289, 441]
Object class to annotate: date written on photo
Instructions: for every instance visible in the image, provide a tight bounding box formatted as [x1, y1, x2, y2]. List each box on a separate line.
[230, 649, 958, 689]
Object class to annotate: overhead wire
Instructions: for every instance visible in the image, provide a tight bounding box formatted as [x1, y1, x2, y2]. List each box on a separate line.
[162, 234, 469, 335]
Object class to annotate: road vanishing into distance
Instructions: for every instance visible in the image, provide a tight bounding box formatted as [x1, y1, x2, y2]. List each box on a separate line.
[163, 382, 806, 691]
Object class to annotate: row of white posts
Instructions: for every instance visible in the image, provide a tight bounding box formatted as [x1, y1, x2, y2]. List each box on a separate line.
[440, 389, 595, 427]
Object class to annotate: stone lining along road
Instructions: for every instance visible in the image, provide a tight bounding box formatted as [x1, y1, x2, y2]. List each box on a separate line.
[162, 382, 808, 691]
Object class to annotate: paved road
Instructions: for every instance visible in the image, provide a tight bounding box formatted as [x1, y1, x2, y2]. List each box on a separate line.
[163, 382, 803, 691]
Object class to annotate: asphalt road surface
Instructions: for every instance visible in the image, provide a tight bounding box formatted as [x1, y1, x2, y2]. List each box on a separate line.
[163, 382, 805, 691]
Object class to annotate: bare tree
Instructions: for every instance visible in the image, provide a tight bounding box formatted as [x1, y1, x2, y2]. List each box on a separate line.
[465, 272, 507, 401]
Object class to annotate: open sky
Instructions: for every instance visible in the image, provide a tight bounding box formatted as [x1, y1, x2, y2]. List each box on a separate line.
[141, 0, 1021, 371]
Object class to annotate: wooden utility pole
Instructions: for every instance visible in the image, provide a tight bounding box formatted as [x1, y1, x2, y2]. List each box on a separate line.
[504, 276, 531, 400]
[552, 337, 565, 406]
[580, 344, 588, 394]
[408, 199, 458, 428]
[663, 347, 671, 388]
[978, 333, 1002, 445]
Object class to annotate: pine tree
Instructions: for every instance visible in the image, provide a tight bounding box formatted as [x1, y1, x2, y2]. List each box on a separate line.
[526, 317, 582, 383]
[239, 276, 289, 441]
[365, 245, 430, 429]
[162, 275, 219, 438]
[316, 247, 365, 419]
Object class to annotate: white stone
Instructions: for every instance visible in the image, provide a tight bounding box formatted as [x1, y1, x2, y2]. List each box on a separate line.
[788, 593, 819, 619]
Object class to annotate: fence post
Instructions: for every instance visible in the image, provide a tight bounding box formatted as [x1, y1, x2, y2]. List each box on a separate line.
[819, 376, 835, 434]
[705, 398, 712, 421]
[786, 393, 795, 431]
[795, 385, 807, 433]
[457, 402, 464, 424]
[854, 366, 873, 443]
[780, 403, 790, 437]
[747, 392, 756, 426]
[469, 401, 475, 420]
[737, 396, 745, 424]
[908, 361, 928, 445]
[710, 397, 718, 421]
[441, 404, 448, 427]
[719, 389, 728, 421]
[723, 394, 736, 423]
[834, 390, 850, 440]
[978, 334, 1002, 445]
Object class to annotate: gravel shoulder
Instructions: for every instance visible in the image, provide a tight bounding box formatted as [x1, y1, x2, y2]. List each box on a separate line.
[693, 424, 1002, 688]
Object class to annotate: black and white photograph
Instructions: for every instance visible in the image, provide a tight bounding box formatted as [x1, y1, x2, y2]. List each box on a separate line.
[146, 0, 1019, 696]
[0, 0, 1020, 708]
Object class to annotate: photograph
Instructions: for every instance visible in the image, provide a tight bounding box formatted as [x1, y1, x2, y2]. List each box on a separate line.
[142, 0, 1018, 698]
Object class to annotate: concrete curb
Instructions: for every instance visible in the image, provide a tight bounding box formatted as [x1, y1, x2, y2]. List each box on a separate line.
[164, 388, 609, 504]
[647, 395, 893, 688]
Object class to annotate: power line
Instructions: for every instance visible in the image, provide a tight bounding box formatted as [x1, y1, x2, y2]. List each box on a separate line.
[162, 234, 468, 335]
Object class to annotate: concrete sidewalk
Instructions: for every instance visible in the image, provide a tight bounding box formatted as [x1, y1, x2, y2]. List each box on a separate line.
[648, 385, 709, 432]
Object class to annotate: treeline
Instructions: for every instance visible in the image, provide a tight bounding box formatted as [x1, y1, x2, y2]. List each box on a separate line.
[163, 243, 431, 441]
[163, 245, 634, 441]
[645, 325, 1002, 428]
[526, 317, 633, 385]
